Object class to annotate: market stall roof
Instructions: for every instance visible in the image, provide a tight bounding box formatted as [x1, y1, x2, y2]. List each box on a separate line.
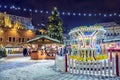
[27, 35, 60, 44]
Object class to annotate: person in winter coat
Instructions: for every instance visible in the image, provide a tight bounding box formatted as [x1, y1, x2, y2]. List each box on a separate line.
[23, 48, 28, 56]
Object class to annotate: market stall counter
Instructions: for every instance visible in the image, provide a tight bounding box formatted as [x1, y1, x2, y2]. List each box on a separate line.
[30, 50, 57, 60]
[30, 50, 46, 60]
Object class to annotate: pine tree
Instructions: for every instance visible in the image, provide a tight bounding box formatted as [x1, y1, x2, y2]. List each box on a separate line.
[47, 7, 63, 43]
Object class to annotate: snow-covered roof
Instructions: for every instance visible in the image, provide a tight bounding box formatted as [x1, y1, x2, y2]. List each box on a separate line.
[104, 38, 120, 42]
[96, 22, 119, 27]
[27, 35, 60, 44]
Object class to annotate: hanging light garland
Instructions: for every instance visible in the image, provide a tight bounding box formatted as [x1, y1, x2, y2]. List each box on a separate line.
[0, 4, 120, 17]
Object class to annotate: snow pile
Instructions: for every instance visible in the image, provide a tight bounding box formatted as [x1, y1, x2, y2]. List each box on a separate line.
[0, 60, 59, 80]
[55, 55, 65, 72]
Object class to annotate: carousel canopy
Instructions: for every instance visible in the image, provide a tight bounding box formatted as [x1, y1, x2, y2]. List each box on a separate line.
[27, 35, 60, 44]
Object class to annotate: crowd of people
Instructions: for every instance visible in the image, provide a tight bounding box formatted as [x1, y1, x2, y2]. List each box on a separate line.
[22, 45, 73, 57]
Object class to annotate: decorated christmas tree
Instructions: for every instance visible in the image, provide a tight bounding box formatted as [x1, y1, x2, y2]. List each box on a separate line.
[47, 7, 63, 43]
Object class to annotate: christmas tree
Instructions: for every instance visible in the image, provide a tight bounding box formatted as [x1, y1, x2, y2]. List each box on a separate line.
[47, 7, 63, 43]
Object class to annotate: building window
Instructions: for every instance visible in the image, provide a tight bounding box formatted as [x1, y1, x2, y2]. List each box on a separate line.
[9, 37, 12, 42]
[22, 38, 24, 42]
[0, 37, 2, 42]
[13, 37, 15, 42]
[117, 33, 119, 35]
[19, 38, 21, 43]
[27, 38, 30, 41]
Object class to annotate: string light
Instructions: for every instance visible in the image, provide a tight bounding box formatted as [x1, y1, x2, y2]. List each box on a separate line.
[10, 6, 13, 9]
[67, 12, 70, 15]
[15, 8, 17, 10]
[62, 12, 65, 15]
[94, 14, 96, 16]
[73, 13, 76, 16]
[83, 13, 86, 16]
[104, 14, 107, 17]
[23, 8, 27, 11]
[46, 11, 48, 14]
[37, 24, 40, 26]
[29, 9, 32, 12]
[0, 4, 120, 18]
[40, 10, 43, 13]
[114, 13, 117, 16]
[18, 7, 21, 10]
[109, 14, 112, 17]
[10, 5, 15, 9]
[78, 13, 81, 16]
[99, 13, 101, 16]
[88, 14, 92, 16]
[4, 5, 7, 8]
[11, 5, 15, 9]
[35, 10, 37, 13]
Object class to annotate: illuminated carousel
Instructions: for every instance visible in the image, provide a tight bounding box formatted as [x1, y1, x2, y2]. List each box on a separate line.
[69, 25, 107, 61]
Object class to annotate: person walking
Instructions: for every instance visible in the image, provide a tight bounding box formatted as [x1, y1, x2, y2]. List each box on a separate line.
[23, 48, 28, 56]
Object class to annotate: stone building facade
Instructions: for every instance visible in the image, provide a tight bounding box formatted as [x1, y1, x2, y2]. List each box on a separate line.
[0, 12, 35, 53]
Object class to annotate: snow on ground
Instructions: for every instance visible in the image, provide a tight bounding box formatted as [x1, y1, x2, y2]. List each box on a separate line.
[0, 55, 120, 80]
[0, 57, 59, 80]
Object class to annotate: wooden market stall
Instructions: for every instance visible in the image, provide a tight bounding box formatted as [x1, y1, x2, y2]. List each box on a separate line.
[27, 35, 60, 60]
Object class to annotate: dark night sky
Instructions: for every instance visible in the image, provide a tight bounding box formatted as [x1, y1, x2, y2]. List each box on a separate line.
[0, 0, 120, 33]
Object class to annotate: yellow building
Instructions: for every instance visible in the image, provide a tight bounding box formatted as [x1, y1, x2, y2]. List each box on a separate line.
[0, 12, 35, 53]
